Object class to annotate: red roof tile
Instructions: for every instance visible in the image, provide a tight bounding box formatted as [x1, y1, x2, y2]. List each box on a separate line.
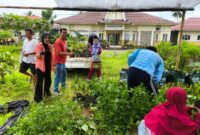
[125, 12, 176, 25]
[55, 12, 106, 24]
[55, 12, 175, 26]
[172, 18, 200, 31]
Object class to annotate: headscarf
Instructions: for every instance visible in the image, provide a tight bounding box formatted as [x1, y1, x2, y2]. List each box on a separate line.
[144, 87, 199, 135]
[88, 33, 97, 46]
[41, 32, 51, 46]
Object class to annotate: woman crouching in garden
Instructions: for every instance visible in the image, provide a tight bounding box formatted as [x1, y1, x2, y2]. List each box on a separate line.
[34, 33, 54, 102]
[138, 87, 200, 135]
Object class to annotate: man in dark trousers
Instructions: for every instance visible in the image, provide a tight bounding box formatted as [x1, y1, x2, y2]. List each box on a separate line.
[128, 46, 164, 95]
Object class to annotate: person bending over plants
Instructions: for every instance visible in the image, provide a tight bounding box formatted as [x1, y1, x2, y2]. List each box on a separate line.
[128, 46, 164, 95]
[87, 36, 102, 80]
[138, 87, 200, 135]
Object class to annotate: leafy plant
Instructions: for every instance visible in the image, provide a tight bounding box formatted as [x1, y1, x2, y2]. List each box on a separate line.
[0, 52, 14, 83]
[7, 101, 98, 135]
[101, 40, 109, 49]
[156, 41, 200, 71]
[0, 30, 13, 44]
[88, 79, 154, 134]
[67, 34, 88, 57]
[0, 14, 51, 33]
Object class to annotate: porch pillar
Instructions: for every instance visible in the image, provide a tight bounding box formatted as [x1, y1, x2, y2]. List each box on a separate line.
[103, 30, 107, 40]
[138, 30, 141, 45]
[122, 30, 125, 45]
[151, 31, 154, 46]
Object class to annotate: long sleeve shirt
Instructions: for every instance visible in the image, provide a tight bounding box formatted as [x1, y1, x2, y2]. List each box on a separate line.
[128, 49, 164, 84]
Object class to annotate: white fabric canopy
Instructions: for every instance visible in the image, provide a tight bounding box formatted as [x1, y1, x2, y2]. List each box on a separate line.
[0, 0, 200, 11]
[55, 0, 200, 11]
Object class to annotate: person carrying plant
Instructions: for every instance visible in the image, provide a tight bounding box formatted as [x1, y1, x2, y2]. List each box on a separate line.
[138, 87, 200, 135]
[128, 46, 164, 95]
[19, 28, 38, 84]
[87, 36, 102, 80]
[34, 32, 54, 103]
[53, 28, 73, 95]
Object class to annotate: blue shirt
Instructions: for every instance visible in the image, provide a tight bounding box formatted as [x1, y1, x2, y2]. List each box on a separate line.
[128, 49, 164, 84]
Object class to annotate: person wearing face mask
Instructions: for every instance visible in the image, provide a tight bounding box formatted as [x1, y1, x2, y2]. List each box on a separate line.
[34, 32, 54, 102]
[87, 35, 102, 80]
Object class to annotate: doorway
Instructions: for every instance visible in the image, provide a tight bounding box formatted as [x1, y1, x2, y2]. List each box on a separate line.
[107, 33, 120, 45]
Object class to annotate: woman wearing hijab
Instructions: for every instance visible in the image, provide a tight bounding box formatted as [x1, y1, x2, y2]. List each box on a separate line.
[34, 33, 54, 102]
[87, 35, 102, 80]
[138, 87, 200, 135]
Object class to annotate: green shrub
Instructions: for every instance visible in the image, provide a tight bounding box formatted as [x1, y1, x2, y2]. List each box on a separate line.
[89, 79, 154, 134]
[0, 30, 13, 45]
[101, 40, 109, 49]
[0, 52, 14, 83]
[153, 82, 200, 105]
[0, 71, 32, 102]
[7, 101, 98, 135]
[67, 34, 88, 57]
[156, 41, 200, 70]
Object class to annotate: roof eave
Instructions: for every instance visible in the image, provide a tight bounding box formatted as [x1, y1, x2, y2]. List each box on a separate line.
[172, 29, 200, 32]
[0, 6, 194, 11]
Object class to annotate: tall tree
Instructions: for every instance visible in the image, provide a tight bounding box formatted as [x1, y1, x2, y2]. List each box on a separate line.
[172, 11, 183, 22]
[41, 9, 56, 24]
[26, 11, 33, 16]
[1, 14, 51, 42]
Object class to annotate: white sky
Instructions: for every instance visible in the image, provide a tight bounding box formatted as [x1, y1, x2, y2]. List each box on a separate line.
[0, 0, 200, 22]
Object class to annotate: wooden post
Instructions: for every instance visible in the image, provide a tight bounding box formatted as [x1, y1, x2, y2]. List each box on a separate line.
[175, 10, 186, 70]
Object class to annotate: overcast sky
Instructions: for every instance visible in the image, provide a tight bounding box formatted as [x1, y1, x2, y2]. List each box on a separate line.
[0, 0, 200, 22]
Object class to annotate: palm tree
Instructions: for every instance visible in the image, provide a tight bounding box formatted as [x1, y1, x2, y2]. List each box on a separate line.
[41, 9, 57, 24]
[172, 11, 183, 22]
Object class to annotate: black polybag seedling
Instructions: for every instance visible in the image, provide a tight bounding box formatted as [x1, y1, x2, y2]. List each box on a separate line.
[0, 100, 29, 135]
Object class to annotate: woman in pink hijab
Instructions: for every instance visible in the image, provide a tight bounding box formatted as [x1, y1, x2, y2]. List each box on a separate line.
[139, 87, 200, 135]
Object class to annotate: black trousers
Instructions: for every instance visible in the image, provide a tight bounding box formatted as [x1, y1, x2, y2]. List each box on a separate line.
[34, 69, 51, 102]
[128, 67, 158, 95]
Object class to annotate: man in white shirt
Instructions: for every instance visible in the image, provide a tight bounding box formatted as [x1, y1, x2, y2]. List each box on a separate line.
[19, 29, 38, 83]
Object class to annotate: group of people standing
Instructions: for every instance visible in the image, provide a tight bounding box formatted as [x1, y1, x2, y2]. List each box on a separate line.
[19, 28, 72, 102]
[19, 28, 102, 103]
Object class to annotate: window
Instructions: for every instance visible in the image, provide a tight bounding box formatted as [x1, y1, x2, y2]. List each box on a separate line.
[197, 35, 200, 40]
[132, 34, 136, 41]
[155, 34, 159, 43]
[182, 35, 191, 40]
[125, 33, 130, 40]
[162, 34, 168, 42]
[99, 33, 103, 40]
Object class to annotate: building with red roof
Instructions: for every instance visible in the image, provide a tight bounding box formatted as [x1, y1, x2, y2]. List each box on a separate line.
[171, 18, 200, 45]
[55, 12, 175, 46]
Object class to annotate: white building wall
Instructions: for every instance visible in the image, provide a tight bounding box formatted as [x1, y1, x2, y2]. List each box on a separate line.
[178, 31, 200, 42]
[160, 26, 172, 41]
[60, 24, 173, 45]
